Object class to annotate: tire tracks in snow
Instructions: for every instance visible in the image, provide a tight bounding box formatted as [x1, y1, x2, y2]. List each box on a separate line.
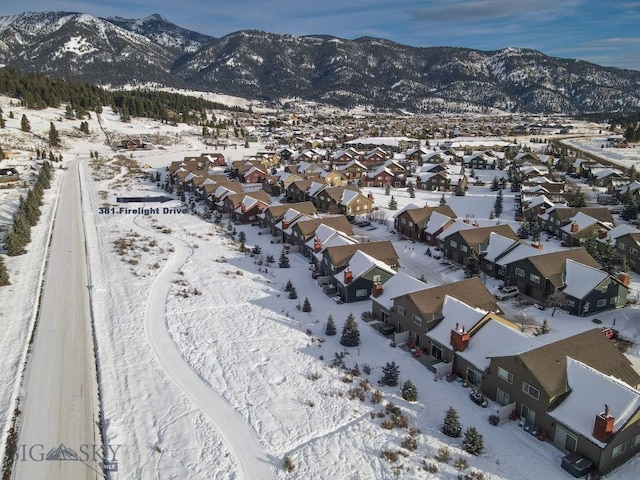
[139, 221, 275, 480]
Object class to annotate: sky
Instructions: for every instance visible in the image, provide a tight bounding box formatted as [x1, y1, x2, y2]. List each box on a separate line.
[1, 0, 639, 71]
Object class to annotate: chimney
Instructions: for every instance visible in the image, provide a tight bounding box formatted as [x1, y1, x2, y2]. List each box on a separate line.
[367, 191, 374, 200]
[314, 236, 322, 253]
[598, 229, 608, 240]
[372, 282, 384, 298]
[539, 206, 546, 214]
[463, 218, 470, 224]
[450, 326, 470, 352]
[618, 272, 631, 287]
[571, 222, 579, 233]
[344, 268, 353, 284]
[282, 220, 290, 230]
[241, 204, 247, 213]
[593, 405, 615, 443]
[473, 221, 480, 227]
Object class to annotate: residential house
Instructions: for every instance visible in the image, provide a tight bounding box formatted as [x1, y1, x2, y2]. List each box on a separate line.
[538, 207, 615, 240]
[503, 247, 601, 301]
[288, 216, 354, 251]
[332, 250, 396, 303]
[220, 191, 271, 223]
[286, 178, 326, 203]
[370, 272, 427, 325]
[312, 185, 373, 215]
[562, 259, 628, 316]
[559, 211, 615, 247]
[463, 151, 497, 170]
[389, 277, 499, 346]
[393, 204, 456, 243]
[439, 224, 519, 266]
[611, 230, 640, 273]
[483, 329, 640, 474]
[321, 241, 400, 276]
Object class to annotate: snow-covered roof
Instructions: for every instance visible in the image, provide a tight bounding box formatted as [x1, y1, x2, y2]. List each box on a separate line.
[424, 211, 454, 235]
[561, 212, 600, 233]
[522, 195, 553, 210]
[392, 203, 422, 219]
[312, 232, 357, 261]
[457, 319, 529, 371]
[370, 271, 426, 310]
[482, 232, 519, 263]
[426, 296, 487, 348]
[334, 250, 395, 286]
[495, 243, 547, 267]
[548, 357, 640, 448]
[562, 259, 609, 299]
[341, 189, 361, 205]
[600, 224, 640, 243]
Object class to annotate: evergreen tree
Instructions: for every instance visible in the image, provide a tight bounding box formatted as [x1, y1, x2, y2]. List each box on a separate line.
[566, 187, 586, 207]
[288, 286, 298, 299]
[401, 380, 418, 402]
[4, 230, 24, 256]
[621, 202, 639, 222]
[302, 297, 311, 312]
[380, 361, 400, 387]
[406, 181, 415, 198]
[517, 222, 529, 239]
[251, 244, 261, 255]
[284, 279, 293, 292]
[0, 255, 10, 286]
[20, 114, 30, 132]
[439, 194, 447, 206]
[48, 122, 60, 146]
[462, 427, 484, 455]
[325, 315, 337, 336]
[12, 212, 31, 244]
[385, 184, 390, 196]
[493, 189, 503, 217]
[535, 319, 550, 336]
[0, 145, 5, 159]
[238, 231, 246, 243]
[266, 254, 275, 264]
[0, 113, 5, 128]
[442, 406, 462, 438]
[491, 176, 500, 191]
[464, 249, 480, 278]
[278, 250, 290, 268]
[340, 313, 360, 347]
[388, 196, 398, 210]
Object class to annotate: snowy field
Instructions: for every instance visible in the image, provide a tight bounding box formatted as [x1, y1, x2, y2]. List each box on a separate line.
[1, 99, 640, 479]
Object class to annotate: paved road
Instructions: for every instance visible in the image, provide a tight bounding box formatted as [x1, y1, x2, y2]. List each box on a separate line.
[13, 161, 101, 480]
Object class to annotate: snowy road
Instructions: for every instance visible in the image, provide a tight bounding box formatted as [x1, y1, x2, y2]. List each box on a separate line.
[142, 224, 275, 479]
[13, 160, 100, 480]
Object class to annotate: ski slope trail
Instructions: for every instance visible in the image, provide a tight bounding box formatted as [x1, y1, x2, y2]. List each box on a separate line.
[143, 225, 275, 480]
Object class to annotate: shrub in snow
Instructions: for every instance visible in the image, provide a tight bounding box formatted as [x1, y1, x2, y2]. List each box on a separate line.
[288, 287, 298, 299]
[463, 427, 484, 455]
[283, 456, 295, 472]
[401, 379, 418, 402]
[435, 446, 451, 463]
[380, 362, 400, 387]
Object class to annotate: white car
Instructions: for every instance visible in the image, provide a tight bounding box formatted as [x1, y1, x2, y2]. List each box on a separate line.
[495, 285, 519, 300]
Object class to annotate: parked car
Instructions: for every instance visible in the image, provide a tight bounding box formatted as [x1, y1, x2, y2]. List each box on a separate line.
[561, 452, 593, 478]
[495, 285, 519, 300]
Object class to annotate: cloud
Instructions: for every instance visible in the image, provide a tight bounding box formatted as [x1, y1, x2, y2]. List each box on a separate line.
[409, 0, 580, 23]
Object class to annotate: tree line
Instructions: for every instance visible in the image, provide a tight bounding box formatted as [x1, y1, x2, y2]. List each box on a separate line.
[3, 161, 54, 259]
[0, 67, 246, 124]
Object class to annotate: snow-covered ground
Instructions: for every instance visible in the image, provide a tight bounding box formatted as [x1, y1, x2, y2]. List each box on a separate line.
[1, 99, 640, 479]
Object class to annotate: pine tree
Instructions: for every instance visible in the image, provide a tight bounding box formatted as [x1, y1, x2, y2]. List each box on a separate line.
[462, 427, 484, 455]
[4, 230, 24, 256]
[439, 194, 447, 206]
[0, 255, 10, 286]
[325, 315, 337, 336]
[0, 113, 5, 128]
[238, 231, 246, 243]
[49, 122, 60, 146]
[388, 196, 398, 210]
[302, 297, 311, 312]
[493, 189, 503, 217]
[401, 380, 418, 402]
[535, 319, 550, 336]
[12, 213, 31, 244]
[517, 222, 529, 239]
[279, 250, 290, 268]
[385, 184, 390, 196]
[442, 406, 462, 438]
[491, 176, 500, 191]
[20, 114, 30, 132]
[464, 250, 480, 278]
[288, 286, 298, 299]
[380, 361, 400, 387]
[251, 244, 261, 255]
[284, 280, 293, 292]
[406, 181, 415, 198]
[340, 313, 360, 347]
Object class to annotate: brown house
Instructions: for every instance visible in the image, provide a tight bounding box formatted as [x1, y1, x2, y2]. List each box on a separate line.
[321, 241, 400, 276]
[393, 204, 456, 242]
[440, 224, 519, 266]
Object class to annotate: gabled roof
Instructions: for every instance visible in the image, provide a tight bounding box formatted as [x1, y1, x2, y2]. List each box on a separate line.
[519, 247, 601, 289]
[562, 259, 614, 299]
[405, 277, 499, 317]
[510, 329, 640, 400]
[292, 216, 354, 239]
[263, 202, 317, 221]
[325, 241, 399, 269]
[426, 296, 487, 350]
[548, 358, 640, 448]
[424, 210, 457, 234]
[545, 207, 615, 225]
[334, 250, 396, 286]
[224, 190, 271, 209]
[454, 224, 519, 247]
[482, 232, 520, 263]
[371, 271, 427, 310]
[561, 211, 610, 234]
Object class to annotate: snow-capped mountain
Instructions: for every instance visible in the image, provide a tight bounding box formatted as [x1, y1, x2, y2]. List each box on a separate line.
[1, 11, 639, 113]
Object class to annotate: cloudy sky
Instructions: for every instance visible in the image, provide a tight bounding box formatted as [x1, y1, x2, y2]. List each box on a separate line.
[2, 0, 639, 71]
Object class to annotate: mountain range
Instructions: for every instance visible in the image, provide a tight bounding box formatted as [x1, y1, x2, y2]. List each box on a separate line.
[0, 11, 639, 114]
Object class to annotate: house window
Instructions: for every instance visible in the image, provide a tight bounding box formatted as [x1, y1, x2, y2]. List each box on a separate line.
[408, 221, 413, 227]
[612, 442, 626, 458]
[631, 247, 638, 255]
[619, 243, 626, 251]
[496, 388, 510, 406]
[521, 404, 536, 425]
[356, 289, 368, 297]
[397, 305, 406, 316]
[498, 367, 513, 383]
[597, 299, 607, 307]
[555, 426, 578, 452]
[412, 314, 423, 326]
[567, 299, 575, 307]
[631, 433, 640, 448]
[450, 240, 458, 248]
[522, 382, 540, 400]
[515, 267, 525, 277]
[610, 296, 619, 305]
[529, 274, 541, 284]
[467, 368, 482, 387]
[461, 245, 468, 253]
[431, 344, 443, 360]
